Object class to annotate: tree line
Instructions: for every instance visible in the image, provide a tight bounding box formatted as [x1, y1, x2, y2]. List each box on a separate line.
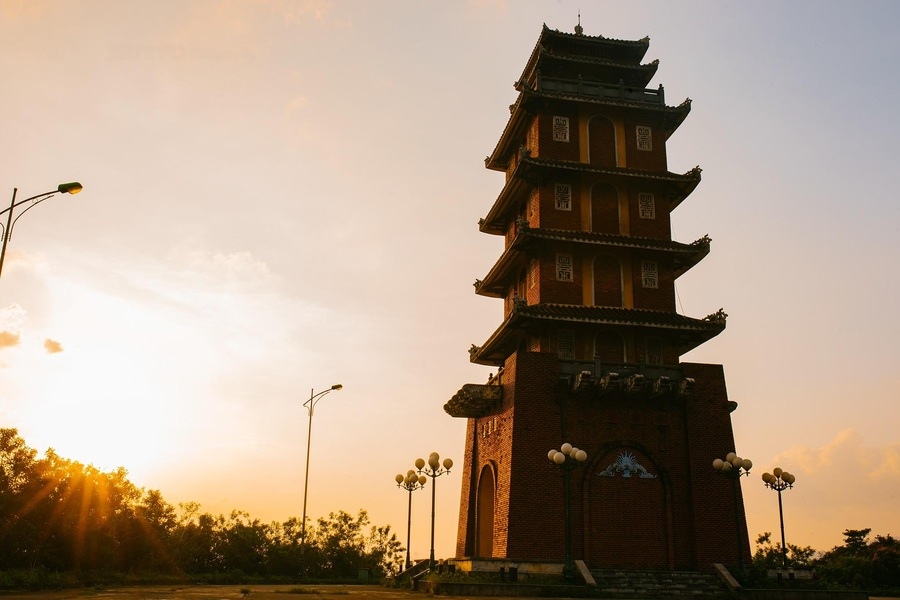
[0, 428, 403, 586]
[752, 529, 898, 593]
[3, 426, 896, 592]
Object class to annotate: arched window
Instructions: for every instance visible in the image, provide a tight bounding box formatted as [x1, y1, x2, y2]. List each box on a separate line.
[591, 183, 620, 235]
[593, 254, 623, 307]
[588, 116, 617, 167]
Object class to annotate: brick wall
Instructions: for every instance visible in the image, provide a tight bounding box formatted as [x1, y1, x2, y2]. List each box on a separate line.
[537, 110, 580, 163]
[454, 354, 750, 570]
[627, 185, 672, 239]
[623, 115, 668, 171]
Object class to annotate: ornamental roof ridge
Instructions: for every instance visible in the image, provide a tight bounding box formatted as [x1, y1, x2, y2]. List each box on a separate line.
[521, 227, 709, 251]
[517, 303, 726, 330]
[520, 154, 702, 182]
[537, 47, 660, 71]
[542, 22, 650, 46]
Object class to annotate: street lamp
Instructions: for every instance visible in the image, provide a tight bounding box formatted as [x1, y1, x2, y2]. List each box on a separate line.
[416, 452, 452, 572]
[395, 469, 427, 570]
[713, 452, 753, 574]
[762, 467, 796, 568]
[0, 183, 83, 280]
[300, 384, 342, 555]
[548, 442, 587, 583]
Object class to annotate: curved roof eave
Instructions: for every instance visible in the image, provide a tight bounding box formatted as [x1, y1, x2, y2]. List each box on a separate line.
[475, 229, 711, 296]
[469, 303, 725, 366]
[479, 155, 702, 232]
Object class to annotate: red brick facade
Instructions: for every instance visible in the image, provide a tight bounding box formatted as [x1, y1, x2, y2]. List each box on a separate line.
[446, 25, 748, 571]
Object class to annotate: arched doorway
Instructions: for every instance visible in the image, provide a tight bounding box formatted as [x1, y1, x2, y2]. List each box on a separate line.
[476, 465, 496, 557]
[584, 448, 671, 569]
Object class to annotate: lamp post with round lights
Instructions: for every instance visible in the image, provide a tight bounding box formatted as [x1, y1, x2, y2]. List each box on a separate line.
[416, 452, 452, 572]
[713, 452, 752, 574]
[395, 469, 427, 570]
[1, 182, 84, 281]
[300, 384, 342, 559]
[762, 467, 796, 568]
[548, 443, 587, 583]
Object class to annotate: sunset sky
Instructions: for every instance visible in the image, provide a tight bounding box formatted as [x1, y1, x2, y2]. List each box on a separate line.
[1, 0, 898, 562]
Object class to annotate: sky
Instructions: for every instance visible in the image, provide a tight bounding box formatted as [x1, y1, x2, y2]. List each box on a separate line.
[1, 0, 898, 563]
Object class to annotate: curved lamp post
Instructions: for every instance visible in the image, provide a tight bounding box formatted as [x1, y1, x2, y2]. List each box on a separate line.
[416, 452, 452, 572]
[548, 443, 587, 583]
[395, 469, 427, 570]
[300, 384, 342, 555]
[713, 452, 753, 574]
[762, 467, 796, 568]
[0, 182, 83, 280]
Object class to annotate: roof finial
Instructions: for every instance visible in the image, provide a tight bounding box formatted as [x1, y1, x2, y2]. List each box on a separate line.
[575, 10, 583, 35]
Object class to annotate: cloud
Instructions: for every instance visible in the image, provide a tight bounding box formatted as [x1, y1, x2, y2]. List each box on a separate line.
[167, 244, 272, 282]
[43, 339, 63, 353]
[774, 430, 899, 484]
[754, 430, 900, 549]
[0, 331, 20, 349]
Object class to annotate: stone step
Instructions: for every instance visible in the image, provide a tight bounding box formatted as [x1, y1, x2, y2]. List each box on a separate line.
[589, 570, 727, 599]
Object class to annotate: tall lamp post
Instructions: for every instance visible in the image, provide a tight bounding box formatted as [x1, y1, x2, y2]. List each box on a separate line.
[548, 442, 587, 583]
[300, 384, 342, 554]
[762, 467, 796, 568]
[416, 452, 452, 572]
[1, 183, 83, 280]
[395, 469, 427, 570]
[713, 452, 753, 575]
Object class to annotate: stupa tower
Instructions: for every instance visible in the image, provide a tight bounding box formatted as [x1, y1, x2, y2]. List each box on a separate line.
[444, 24, 749, 570]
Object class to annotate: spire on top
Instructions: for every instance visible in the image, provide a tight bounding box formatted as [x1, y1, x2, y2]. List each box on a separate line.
[575, 10, 583, 35]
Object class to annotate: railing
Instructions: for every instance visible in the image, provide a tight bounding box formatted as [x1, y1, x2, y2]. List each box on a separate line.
[538, 74, 665, 106]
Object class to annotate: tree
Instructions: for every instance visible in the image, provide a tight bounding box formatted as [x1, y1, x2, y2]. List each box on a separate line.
[815, 528, 900, 592]
[0, 429, 404, 584]
[752, 531, 817, 570]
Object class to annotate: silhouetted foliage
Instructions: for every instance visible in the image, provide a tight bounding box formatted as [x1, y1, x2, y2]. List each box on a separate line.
[752, 531, 817, 569]
[0, 428, 403, 587]
[815, 528, 900, 592]
[751, 528, 900, 594]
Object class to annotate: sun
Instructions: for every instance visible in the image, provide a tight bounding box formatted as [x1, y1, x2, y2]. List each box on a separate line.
[6, 317, 197, 484]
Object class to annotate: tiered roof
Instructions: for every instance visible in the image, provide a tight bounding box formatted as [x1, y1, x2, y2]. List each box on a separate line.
[475, 229, 710, 298]
[470, 303, 726, 366]
[480, 153, 701, 234]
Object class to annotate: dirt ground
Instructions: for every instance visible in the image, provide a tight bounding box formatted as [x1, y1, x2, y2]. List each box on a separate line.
[0, 584, 430, 600]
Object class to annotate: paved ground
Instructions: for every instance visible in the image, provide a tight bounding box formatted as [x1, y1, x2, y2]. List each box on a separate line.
[2, 584, 406, 599]
[0, 583, 546, 600]
[0, 584, 884, 600]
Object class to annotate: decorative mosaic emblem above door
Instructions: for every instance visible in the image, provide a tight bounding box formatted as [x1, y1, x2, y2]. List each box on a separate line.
[597, 451, 657, 478]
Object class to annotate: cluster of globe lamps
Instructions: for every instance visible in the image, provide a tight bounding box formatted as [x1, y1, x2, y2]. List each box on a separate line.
[395, 470, 427, 570]
[415, 452, 452, 572]
[548, 442, 588, 465]
[547, 442, 587, 583]
[712, 452, 753, 475]
[762, 467, 797, 569]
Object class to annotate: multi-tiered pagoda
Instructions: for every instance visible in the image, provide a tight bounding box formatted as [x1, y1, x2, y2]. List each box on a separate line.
[445, 24, 749, 570]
